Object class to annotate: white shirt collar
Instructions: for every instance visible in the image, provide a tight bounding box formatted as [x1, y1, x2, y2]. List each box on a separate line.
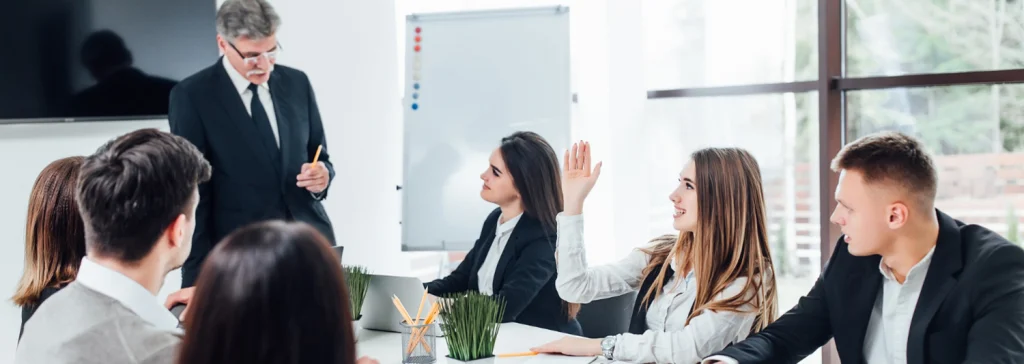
[76, 257, 180, 331]
[221, 56, 269, 95]
[879, 246, 936, 283]
[495, 213, 523, 237]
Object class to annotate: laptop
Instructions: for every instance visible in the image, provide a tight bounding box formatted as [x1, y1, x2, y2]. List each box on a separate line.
[333, 245, 344, 264]
[360, 274, 444, 336]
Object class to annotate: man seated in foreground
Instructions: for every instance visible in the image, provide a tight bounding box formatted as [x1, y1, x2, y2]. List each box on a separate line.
[16, 129, 211, 364]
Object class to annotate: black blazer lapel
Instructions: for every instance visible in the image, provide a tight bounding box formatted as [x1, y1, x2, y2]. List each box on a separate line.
[840, 258, 882, 364]
[492, 215, 543, 290]
[907, 210, 964, 364]
[213, 60, 277, 170]
[269, 72, 292, 181]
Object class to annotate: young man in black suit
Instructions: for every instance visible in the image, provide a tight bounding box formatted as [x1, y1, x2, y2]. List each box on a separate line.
[705, 131, 1024, 364]
[167, 0, 336, 291]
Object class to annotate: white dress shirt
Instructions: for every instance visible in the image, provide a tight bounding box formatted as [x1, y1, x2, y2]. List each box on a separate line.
[76, 257, 180, 331]
[863, 246, 935, 363]
[222, 56, 279, 147]
[703, 247, 937, 364]
[477, 213, 523, 295]
[555, 213, 759, 363]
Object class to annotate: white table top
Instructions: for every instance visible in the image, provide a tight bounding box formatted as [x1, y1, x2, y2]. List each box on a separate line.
[356, 323, 600, 364]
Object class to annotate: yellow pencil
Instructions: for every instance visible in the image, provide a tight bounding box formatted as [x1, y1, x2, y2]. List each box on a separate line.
[312, 144, 323, 165]
[497, 352, 538, 358]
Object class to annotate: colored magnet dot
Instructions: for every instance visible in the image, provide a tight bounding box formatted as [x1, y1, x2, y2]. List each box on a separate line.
[414, 45, 421, 52]
[413, 93, 419, 99]
[415, 27, 421, 33]
[412, 103, 419, 110]
[415, 36, 422, 42]
[414, 83, 420, 89]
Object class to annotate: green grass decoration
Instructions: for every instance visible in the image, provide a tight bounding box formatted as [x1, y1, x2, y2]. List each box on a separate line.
[344, 265, 371, 319]
[438, 292, 507, 361]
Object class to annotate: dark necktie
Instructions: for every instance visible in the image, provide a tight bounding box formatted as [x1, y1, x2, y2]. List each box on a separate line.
[248, 83, 280, 155]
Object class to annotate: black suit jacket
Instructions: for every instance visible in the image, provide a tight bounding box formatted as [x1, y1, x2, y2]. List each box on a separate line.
[169, 59, 336, 287]
[712, 209, 1024, 364]
[425, 208, 582, 336]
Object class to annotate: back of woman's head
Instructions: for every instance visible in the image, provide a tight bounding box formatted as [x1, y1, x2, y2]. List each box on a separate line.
[13, 156, 86, 307]
[177, 221, 355, 364]
[641, 147, 777, 332]
[499, 131, 563, 232]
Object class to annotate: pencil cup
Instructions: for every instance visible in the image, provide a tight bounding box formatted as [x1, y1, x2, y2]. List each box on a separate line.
[401, 321, 437, 364]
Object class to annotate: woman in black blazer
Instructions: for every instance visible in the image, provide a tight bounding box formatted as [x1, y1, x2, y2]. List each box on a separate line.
[425, 131, 582, 335]
[13, 157, 87, 340]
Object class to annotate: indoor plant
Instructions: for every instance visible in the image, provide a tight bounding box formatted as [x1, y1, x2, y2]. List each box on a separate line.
[344, 265, 371, 340]
[438, 291, 507, 362]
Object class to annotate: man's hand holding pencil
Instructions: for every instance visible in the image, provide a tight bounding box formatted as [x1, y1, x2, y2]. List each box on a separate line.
[298, 145, 329, 193]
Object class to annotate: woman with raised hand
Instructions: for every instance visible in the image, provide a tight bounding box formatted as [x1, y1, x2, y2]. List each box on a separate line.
[424, 131, 582, 335]
[532, 142, 778, 363]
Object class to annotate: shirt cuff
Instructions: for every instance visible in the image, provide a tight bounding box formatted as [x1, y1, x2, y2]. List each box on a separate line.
[702, 355, 739, 364]
[310, 190, 325, 200]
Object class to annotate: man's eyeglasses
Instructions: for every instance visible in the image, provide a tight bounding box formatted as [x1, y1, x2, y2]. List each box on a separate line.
[227, 41, 281, 66]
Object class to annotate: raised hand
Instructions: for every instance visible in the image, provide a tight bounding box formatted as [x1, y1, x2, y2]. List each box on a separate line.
[562, 141, 602, 215]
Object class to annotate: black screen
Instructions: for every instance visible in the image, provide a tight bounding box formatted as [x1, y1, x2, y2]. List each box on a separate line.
[0, 0, 218, 122]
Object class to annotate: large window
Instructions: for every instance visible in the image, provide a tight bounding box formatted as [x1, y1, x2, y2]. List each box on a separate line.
[846, 0, 1024, 76]
[643, 0, 818, 89]
[644, 0, 1024, 363]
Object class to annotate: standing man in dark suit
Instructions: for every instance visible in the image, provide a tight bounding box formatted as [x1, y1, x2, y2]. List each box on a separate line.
[167, 0, 336, 291]
[704, 132, 1024, 364]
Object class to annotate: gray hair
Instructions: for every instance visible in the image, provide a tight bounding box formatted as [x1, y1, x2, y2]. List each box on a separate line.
[216, 0, 281, 42]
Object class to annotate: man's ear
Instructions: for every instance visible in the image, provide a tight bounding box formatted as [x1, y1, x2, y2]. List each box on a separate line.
[166, 214, 188, 248]
[887, 202, 910, 229]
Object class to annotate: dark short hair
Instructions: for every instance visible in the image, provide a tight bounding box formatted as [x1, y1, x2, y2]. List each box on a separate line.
[831, 131, 938, 205]
[177, 221, 356, 364]
[77, 128, 211, 262]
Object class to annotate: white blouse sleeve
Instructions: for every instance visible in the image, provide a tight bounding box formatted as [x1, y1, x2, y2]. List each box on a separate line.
[554, 213, 649, 304]
[613, 277, 761, 364]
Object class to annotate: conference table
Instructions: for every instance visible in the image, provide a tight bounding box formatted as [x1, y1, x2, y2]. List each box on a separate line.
[356, 323, 602, 364]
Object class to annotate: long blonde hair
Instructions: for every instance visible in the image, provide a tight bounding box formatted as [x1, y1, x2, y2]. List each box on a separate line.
[639, 148, 777, 332]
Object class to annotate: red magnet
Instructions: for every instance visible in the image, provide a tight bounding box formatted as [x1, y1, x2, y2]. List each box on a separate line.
[415, 36, 421, 42]
[414, 45, 421, 52]
[415, 27, 421, 33]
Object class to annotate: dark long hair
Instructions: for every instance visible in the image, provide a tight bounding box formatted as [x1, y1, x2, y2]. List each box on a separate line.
[13, 156, 86, 307]
[176, 221, 356, 364]
[498, 131, 580, 319]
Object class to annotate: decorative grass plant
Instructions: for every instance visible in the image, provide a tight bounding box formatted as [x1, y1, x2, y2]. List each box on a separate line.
[438, 291, 507, 362]
[344, 265, 371, 319]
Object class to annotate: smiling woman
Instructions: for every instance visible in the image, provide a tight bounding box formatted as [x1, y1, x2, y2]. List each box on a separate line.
[534, 142, 778, 364]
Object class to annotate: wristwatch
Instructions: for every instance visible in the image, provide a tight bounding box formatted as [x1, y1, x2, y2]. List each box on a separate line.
[600, 335, 617, 360]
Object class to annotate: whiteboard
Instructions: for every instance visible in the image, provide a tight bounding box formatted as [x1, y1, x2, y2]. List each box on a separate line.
[401, 6, 571, 251]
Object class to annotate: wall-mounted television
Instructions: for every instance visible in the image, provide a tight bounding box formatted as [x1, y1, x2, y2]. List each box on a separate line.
[0, 0, 218, 124]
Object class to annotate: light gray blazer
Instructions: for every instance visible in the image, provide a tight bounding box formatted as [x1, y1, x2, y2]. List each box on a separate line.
[15, 282, 182, 364]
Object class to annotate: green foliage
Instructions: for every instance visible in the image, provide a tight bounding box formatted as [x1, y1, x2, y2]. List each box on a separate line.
[1008, 205, 1020, 245]
[344, 265, 371, 319]
[438, 292, 506, 361]
[774, 220, 791, 278]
